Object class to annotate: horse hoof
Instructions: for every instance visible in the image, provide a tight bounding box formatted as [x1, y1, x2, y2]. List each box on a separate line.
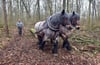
[39, 46, 44, 51]
[62, 45, 66, 48]
[53, 54, 58, 57]
[66, 46, 72, 51]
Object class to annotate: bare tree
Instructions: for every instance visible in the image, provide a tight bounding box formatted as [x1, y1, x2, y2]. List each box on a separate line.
[35, 0, 41, 20]
[88, 0, 92, 28]
[54, 0, 57, 13]
[63, 0, 66, 10]
[0, 0, 99, 30]
[96, 0, 100, 20]
[21, 0, 31, 18]
[76, 0, 81, 14]
[8, 0, 13, 23]
[47, 0, 53, 15]
[91, 0, 96, 25]
[67, 0, 69, 13]
[2, 0, 9, 36]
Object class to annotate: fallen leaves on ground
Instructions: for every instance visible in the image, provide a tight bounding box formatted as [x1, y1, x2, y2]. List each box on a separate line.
[0, 28, 99, 65]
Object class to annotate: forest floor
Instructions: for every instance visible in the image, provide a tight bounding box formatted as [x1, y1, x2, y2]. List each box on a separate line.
[0, 27, 100, 65]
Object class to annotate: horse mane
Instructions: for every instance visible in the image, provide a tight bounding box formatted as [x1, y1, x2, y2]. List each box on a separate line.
[61, 9, 65, 15]
[72, 11, 75, 16]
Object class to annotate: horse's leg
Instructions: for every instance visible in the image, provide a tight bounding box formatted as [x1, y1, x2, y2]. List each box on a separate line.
[39, 40, 46, 50]
[52, 40, 58, 54]
[60, 34, 66, 48]
[37, 35, 43, 45]
[50, 39, 53, 44]
[60, 34, 72, 51]
[62, 39, 66, 48]
[52, 37, 59, 54]
[64, 38, 72, 51]
[39, 35, 47, 50]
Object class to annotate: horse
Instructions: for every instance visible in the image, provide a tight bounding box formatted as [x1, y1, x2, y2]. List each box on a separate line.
[60, 11, 80, 50]
[34, 10, 71, 54]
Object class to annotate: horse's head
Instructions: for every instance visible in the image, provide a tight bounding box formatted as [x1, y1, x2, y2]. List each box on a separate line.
[60, 10, 71, 26]
[57, 10, 73, 31]
[70, 11, 80, 30]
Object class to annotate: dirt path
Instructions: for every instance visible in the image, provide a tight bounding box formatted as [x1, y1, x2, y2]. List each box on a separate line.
[0, 28, 100, 65]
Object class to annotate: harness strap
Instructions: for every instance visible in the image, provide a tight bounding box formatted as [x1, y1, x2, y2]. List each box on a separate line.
[47, 17, 59, 31]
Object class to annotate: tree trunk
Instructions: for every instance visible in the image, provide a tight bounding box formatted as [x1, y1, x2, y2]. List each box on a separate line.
[67, 0, 69, 13]
[21, 0, 31, 18]
[8, 0, 13, 23]
[37, 0, 40, 20]
[88, 0, 92, 29]
[76, 0, 80, 14]
[55, 0, 56, 13]
[2, 0, 9, 36]
[88, 0, 95, 29]
[92, 0, 96, 26]
[63, 0, 66, 10]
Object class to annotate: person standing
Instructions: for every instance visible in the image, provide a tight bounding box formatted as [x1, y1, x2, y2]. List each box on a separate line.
[16, 19, 24, 36]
